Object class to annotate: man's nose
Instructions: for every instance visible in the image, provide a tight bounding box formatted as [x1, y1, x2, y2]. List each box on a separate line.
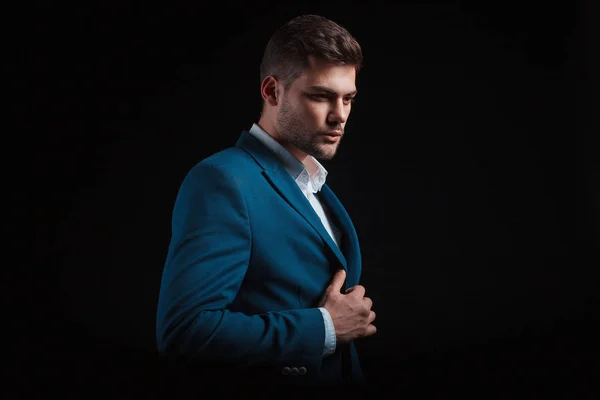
[328, 99, 348, 124]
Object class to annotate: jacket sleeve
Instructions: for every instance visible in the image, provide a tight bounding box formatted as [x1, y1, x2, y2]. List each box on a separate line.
[156, 161, 325, 374]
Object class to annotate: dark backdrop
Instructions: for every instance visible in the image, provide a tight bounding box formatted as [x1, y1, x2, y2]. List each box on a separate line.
[15, 0, 599, 395]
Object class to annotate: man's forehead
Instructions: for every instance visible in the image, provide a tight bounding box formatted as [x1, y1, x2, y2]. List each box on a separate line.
[295, 65, 357, 93]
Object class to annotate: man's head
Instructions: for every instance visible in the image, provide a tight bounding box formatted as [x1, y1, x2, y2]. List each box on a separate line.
[258, 15, 363, 162]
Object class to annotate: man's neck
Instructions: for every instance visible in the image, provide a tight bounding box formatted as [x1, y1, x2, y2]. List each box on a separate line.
[255, 120, 317, 176]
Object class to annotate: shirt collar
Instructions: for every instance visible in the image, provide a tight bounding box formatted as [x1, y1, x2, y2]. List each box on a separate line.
[248, 123, 328, 193]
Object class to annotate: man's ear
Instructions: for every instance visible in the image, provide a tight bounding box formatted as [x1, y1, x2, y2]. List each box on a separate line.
[260, 76, 280, 106]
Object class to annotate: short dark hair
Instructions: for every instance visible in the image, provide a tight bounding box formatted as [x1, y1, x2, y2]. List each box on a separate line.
[259, 14, 363, 90]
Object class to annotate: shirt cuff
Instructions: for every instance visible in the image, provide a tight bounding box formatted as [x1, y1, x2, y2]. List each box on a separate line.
[318, 307, 336, 357]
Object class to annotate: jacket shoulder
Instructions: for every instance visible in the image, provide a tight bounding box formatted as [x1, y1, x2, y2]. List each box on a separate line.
[187, 146, 257, 177]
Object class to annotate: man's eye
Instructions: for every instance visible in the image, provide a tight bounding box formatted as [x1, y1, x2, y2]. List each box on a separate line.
[310, 94, 355, 104]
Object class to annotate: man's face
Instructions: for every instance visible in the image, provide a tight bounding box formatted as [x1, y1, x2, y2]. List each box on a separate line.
[275, 57, 357, 161]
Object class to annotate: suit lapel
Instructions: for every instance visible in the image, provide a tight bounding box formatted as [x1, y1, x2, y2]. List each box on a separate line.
[235, 130, 348, 271]
[262, 169, 348, 271]
[319, 184, 361, 286]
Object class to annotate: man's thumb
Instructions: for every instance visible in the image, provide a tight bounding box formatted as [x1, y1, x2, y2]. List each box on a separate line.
[329, 268, 346, 292]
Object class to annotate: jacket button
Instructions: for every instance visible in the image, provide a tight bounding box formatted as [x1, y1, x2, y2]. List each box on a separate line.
[291, 367, 299, 376]
[298, 366, 307, 375]
[281, 367, 291, 375]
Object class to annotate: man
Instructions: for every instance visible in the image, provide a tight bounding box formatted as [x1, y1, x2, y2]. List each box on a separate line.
[156, 14, 376, 386]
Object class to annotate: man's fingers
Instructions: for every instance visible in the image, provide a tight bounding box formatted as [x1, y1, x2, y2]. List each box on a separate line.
[345, 285, 365, 298]
[328, 268, 346, 292]
[368, 310, 376, 323]
[366, 324, 377, 336]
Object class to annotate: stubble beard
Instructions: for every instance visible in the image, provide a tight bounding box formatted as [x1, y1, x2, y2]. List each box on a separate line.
[277, 98, 340, 161]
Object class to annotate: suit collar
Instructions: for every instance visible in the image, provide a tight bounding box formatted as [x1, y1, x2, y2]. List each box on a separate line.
[235, 130, 284, 174]
[245, 124, 330, 194]
[248, 123, 305, 179]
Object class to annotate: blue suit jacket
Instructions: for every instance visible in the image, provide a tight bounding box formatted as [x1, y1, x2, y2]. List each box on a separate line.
[156, 130, 365, 385]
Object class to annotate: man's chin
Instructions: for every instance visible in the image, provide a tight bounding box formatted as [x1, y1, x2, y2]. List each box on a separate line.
[313, 149, 337, 161]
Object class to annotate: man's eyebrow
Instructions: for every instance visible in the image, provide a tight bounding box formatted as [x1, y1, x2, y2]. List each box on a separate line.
[307, 85, 358, 96]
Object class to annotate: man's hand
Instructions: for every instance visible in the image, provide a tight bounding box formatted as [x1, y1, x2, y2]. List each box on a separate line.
[318, 268, 376, 344]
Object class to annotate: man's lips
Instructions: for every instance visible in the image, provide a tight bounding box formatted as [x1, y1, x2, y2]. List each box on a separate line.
[323, 130, 342, 137]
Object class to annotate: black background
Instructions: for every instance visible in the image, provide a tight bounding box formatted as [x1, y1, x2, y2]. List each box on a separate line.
[15, 0, 600, 395]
